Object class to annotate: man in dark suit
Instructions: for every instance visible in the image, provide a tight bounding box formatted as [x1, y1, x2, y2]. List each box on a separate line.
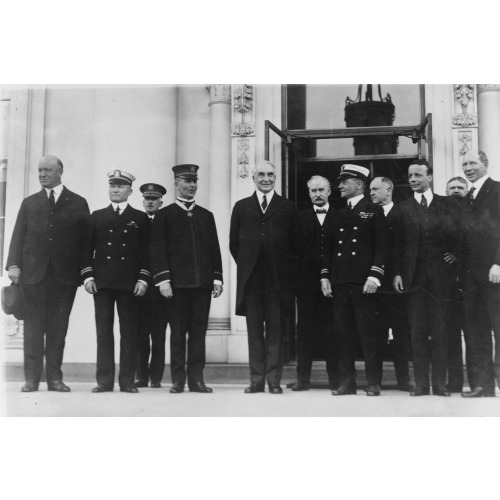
[321, 164, 387, 396]
[445, 176, 469, 393]
[134, 183, 169, 389]
[6, 155, 90, 393]
[82, 170, 150, 393]
[151, 164, 223, 394]
[460, 150, 500, 398]
[289, 175, 339, 391]
[230, 161, 302, 394]
[369, 176, 413, 391]
[392, 159, 459, 397]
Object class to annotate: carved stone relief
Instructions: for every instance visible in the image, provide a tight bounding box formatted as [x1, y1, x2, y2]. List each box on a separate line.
[207, 84, 231, 104]
[237, 139, 250, 179]
[231, 84, 255, 136]
[452, 84, 477, 127]
[458, 130, 473, 156]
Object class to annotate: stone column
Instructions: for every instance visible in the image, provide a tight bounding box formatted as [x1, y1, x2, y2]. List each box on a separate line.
[478, 85, 500, 180]
[206, 85, 231, 356]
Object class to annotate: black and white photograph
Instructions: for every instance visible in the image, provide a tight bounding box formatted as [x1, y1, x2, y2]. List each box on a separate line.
[1, 2, 499, 500]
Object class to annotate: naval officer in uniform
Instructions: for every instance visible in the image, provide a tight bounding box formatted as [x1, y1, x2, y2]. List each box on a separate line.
[82, 170, 151, 393]
[321, 164, 388, 396]
[135, 183, 169, 388]
[151, 164, 223, 394]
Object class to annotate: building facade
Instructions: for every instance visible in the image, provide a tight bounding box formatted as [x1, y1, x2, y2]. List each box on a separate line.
[1, 84, 500, 366]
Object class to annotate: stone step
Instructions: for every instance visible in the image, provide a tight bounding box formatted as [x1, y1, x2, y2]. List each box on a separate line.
[2, 361, 418, 389]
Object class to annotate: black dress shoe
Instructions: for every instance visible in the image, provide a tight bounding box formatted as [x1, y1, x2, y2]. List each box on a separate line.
[410, 387, 430, 396]
[329, 382, 340, 391]
[48, 380, 71, 392]
[169, 383, 185, 393]
[135, 380, 149, 388]
[290, 381, 310, 391]
[433, 385, 451, 397]
[120, 385, 139, 393]
[483, 388, 496, 397]
[150, 382, 162, 389]
[268, 384, 283, 394]
[332, 385, 357, 396]
[364, 384, 381, 396]
[189, 382, 213, 393]
[92, 385, 113, 393]
[244, 384, 265, 394]
[462, 386, 487, 398]
[21, 381, 39, 392]
[446, 384, 463, 393]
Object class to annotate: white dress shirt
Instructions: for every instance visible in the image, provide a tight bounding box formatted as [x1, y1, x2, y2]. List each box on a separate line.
[45, 183, 64, 203]
[314, 202, 329, 225]
[111, 201, 129, 214]
[470, 174, 490, 198]
[256, 189, 275, 212]
[413, 189, 434, 206]
[382, 201, 394, 217]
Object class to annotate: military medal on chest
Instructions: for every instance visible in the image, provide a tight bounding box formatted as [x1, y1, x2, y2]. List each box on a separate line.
[187, 211, 193, 217]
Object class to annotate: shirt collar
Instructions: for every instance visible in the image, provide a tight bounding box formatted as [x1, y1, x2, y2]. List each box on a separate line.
[314, 202, 329, 212]
[256, 190, 275, 204]
[382, 201, 394, 216]
[44, 184, 64, 196]
[175, 199, 196, 211]
[414, 189, 434, 204]
[471, 174, 490, 194]
[348, 193, 364, 208]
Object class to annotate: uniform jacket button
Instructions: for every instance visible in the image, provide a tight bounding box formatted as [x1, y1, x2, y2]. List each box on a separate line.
[352, 252, 356, 255]
[107, 256, 111, 259]
[337, 253, 341, 256]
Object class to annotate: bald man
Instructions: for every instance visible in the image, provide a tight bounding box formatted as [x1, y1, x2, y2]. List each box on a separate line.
[6, 155, 90, 392]
[460, 150, 500, 397]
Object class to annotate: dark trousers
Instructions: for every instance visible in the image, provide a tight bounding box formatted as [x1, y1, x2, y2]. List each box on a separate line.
[406, 256, 453, 389]
[136, 288, 169, 384]
[376, 292, 411, 387]
[447, 294, 466, 389]
[94, 288, 140, 388]
[333, 284, 382, 388]
[169, 288, 212, 386]
[245, 257, 286, 387]
[296, 290, 339, 386]
[463, 273, 500, 390]
[22, 267, 77, 384]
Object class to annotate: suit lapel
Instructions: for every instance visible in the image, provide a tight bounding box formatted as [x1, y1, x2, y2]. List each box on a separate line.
[35, 189, 50, 208]
[262, 192, 282, 221]
[53, 186, 71, 210]
[472, 177, 495, 211]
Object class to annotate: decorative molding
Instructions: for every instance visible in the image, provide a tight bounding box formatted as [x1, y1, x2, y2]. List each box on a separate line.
[237, 139, 250, 178]
[458, 130, 473, 156]
[231, 84, 255, 136]
[477, 84, 500, 94]
[206, 84, 231, 105]
[452, 84, 477, 127]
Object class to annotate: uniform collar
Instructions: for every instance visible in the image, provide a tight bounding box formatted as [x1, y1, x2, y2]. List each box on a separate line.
[347, 193, 364, 208]
[111, 201, 128, 211]
[314, 202, 329, 212]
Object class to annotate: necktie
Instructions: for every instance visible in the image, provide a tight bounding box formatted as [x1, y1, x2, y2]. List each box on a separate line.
[48, 189, 55, 209]
[467, 186, 476, 209]
[115, 205, 120, 215]
[420, 195, 427, 209]
[348, 201, 353, 210]
[261, 194, 267, 212]
[316, 208, 327, 214]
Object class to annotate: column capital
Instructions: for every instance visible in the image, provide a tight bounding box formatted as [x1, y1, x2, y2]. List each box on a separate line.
[477, 84, 500, 94]
[206, 84, 231, 105]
